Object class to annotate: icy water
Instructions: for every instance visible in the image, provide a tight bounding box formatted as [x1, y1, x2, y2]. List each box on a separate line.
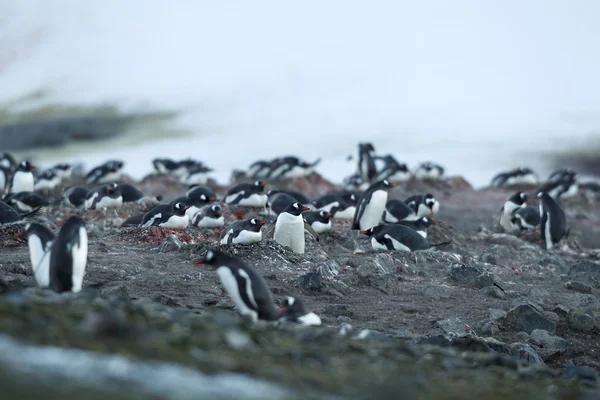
[1, 1, 600, 187]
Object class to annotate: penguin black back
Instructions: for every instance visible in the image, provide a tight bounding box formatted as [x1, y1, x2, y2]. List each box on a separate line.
[49, 216, 88, 293]
[537, 192, 568, 250]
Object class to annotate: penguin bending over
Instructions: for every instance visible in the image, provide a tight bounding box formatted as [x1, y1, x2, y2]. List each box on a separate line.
[538, 191, 568, 250]
[302, 210, 332, 234]
[278, 296, 322, 326]
[4, 191, 49, 213]
[511, 206, 540, 231]
[405, 193, 440, 218]
[49, 216, 88, 293]
[352, 180, 397, 231]
[499, 191, 528, 232]
[382, 199, 418, 223]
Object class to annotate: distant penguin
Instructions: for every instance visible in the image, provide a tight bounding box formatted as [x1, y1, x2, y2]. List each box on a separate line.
[0, 166, 10, 192]
[537, 192, 568, 250]
[24, 223, 55, 287]
[499, 191, 528, 232]
[267, 189, 311, 205]
[118, 183, 144, 203]
[4, 191, 49, 213]
[192, 204, 224, 228]
[311, 193, 357, 220]
[35, 169, 61, 191]
[538, 170, 579, 200]
[382, 199, 418, 223]
[141, 202, 190, 229]
[361, 224, 450, 252]
[183, 164, 213, 186]
[269, 157, 320, 180]
[0, 152, 16, 170]
[248, 160, 272, 178]
[396, 217, 437, 238]
[85, 183, 123, 210]
[186, 185, 217, 202]
[50, 163, 72, 180]
[302, 210, 332, 234]
[352, 180, 397, 231]
[491, 167, 538, 187]
[355, 143, 377, 183]
[86, 160, 124, 184]
[0, 201, 41, 224]
[194, 250, 278, 322]
[153, 158, 184, 175]
[63, 187, 91, 208]
[511, 206, 540, 231]
[224, 181, 268, 207]
[274, 202, 312, 253]
[7, 161, 36, 194]
[374, 155, 410, 183]
[414, 162, 444, 179]
[405, 193, 440, 218]
[220, 218, 265, 245]
[343, 173, 369, 192]
[278, 296, 322, 326]
[49, 216, 88, 293]
[266, 191, 298, 216]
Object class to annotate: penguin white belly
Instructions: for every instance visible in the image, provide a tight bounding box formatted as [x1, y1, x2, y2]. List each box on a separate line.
[216, 266, 258, 321]
[12, 172, 34, 193]
[317, 202, 339, 213]
[0, 173, 5, 190]
[519, 173, 538, 185]
[196, 216, 224, 228]
[297, 312, 322, 326]
[84, 193, 99, 209]
[431, 201, 440, 216]
[274, 213, 305, 253]
[385, 234, 412, 252]
[416, 204, 431, 218]
[237, 193, 267, 207]
[220, 229, 233, 245]
[371, 237, 388, 250]
[387, 171, 411, 183]
[544, 212, 553, 250]
[142, 213, 162, 228]
[359, 191, 387, 230]
[185, 172, 208, 186]
[500, 212, 516, 232]
[382, 210, 398, 223]
[70, 227, 88, 293]
[186, 206, 202, 220]
[14, 199, 33, 213]
[282, 165, 310, 179]
[27, 236, 52, 287]
[334, 206, 356, 220]
[35, 177, 60, 191]
[562, 183, 579, 198]
[311, 220, 331, 234]
[160, 215, 189, 229]
[232, 230, 262, 245]
[95, 195, 123, 209]
[417, 230, 427, 238]
[98, 171, 121, 183]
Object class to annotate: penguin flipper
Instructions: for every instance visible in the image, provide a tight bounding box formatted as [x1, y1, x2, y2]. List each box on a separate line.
[262, 222, 276, 238]
[303, 222, 319, 242]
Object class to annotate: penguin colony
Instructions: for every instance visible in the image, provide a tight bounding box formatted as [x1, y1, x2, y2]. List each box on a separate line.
[0, 142, 591, 324]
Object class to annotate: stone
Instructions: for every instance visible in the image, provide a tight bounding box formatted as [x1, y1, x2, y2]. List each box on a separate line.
[529, 329, 569, 350]
[79, 310, 130, 338]
[158, 235, 184, 252]
[483, 285, 506, 299]
[224, 330, 255, 350]
[436, 317, 474, 336]
[297, 270, 325, 291]
[423, 285, 454, 300]
[509, 344, 544, 365]
[553, 305, 570, 320]
[336, 316, 352, 324]
[153, 294, 181, 308]
[505, 304, 557, 334]
[527, 287, 552, 305]
[579, 295, 600, 313]
[563, 366, 599, 383]
[100, 284, 130, 300]
[569, 261, 600, 287]
[447, 263, 494, 288]
[566, 281, 593, 294]
[567, 308, 597, 332]
[515, 331, 530, 342]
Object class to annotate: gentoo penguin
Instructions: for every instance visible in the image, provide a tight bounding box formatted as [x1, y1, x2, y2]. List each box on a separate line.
[4, 191, 49, 213]
[192, 204, 224, 228]
[63, 187, 91, 208]
[85, 183, 123, 210]
[248, 160, 272, 179]
[141, 202, 190, 229]
[405, 193, 440, 218]
[311, 193, 357, 220]
[274, 202, 312, 253]
[50, 163, 72, 180]
[511, 206, 540, 231]
[302, 210, 332, 234]
[194, 250, 278, 322]
[414, 162, 444, 179]
[265, 191, 298, 216]
[396, 217, 437, 238]
[48, 216, 87, 293]
[267, 189, 311, 205]
[183, 164, 213, 186]
[354, 143, 377, 183]
[343, 173, 369, 192]
[121, 213, 145, 227]
[382, 199, 418, 223]
[86, 160, 123, 184]
[220, 218, 265, 245]
[352, 180, 398, 231]
[374, 155, 411, 183]
[0, 166, 10, 192]
[361, 224, 450, 252]
[7, 161, 35, 194]
[538, 170, 579, 200]
[23, 223, 56, 287]
[118, 183, 144, 203]
[186, 185, 217, 202]
[0, 152, 16, 170]
[269, 157, 320, 180]
[34, 169, 61, 191]
[153, 158, 185, 176]
[491, 167, 538, 187]
[499, 191, 528, 232]
[224, 181, 268, 207]
[278, 296, 322, 326]
[537, 192, 568, 250]
[0, 201, 41, 224]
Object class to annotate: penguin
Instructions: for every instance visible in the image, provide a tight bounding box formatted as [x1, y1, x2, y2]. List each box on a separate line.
[7, 161, 36, 194]
[302, 210, 332, 234]
[113, 183, 141, 203]
[186, 185, 217, 202]
[63, 187, 91, 208]
[511, 206, 540, 231]
[352, 180, 398, 231]
[274, 202, 312, 253]
[51, 163, 73, 180]
[23, 223, 55, 287]
[361, 224, 450, 252]
[0, 166, 10, 192]
[85, 183, 123, 210]
[491, 167, 538, 187]
[405, 193, 440, 218]
[311, 193, 357, 220]
[194, 249, 278, 322]
[170, 195, 213, 221]
[220, 218, 265, 245]
[278, 296, 322, 326]
[267, 189, 311, 205]
[0, 201, 41, 225]
[192, 204, 225, 228]
[4, 191, 49, 213]
[343, 173, 368, 192]
[48, 216, 88, 293]
[183, 164, 213, 186]
[265, 191, 298, 216]
[152, 158, 185, 176]
[382, 199, 418, 223]
[537, 191, 568, 250]
[141, 202, 190, 229]
[34, 169, 61, 191]
[414, 162, 444, 179]
[269, 157, 320, 180]
[548, 168, 576, 182]
[373, 155, 411, 183]
[86, 160, 123, 184]
[0, 152, 16, 170]
[121, 213, 145, 227]
[538, 171, 579, 200]
[354, 143, 377, 183]
[499, 191, 528, 232]
[248, 160, 273, 178]
[224, 181, 268, 207]
[396, 217, 437, 238]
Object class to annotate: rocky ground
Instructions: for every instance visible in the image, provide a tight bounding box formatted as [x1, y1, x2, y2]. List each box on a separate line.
[0, 173, 599, 399]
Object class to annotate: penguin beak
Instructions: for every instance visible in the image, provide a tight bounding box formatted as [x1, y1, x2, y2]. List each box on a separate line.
[326, 213, 333, 218]
[184, 206, 191, 211]
[302, 207, 310, 211]
[30, 165, 36, 170]
[15, 232, 24, 240]
[278, 307, 286, 313]
[260, 221, 266, 225]
[360, 230, 369, 235]
[194, 260, 203, 266]
[390, 183, 398, 187]
[432, 220, 439, 224]
[525, 201, 530, 205]
[209, 197, 216, 201]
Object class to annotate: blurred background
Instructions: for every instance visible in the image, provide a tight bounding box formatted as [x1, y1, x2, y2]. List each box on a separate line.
[1, 0, 599, 187]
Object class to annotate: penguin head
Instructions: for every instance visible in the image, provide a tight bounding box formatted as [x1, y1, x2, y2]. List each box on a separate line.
[194, 249, 224, 267]
[381, 180, 398, 189]
[416, 217, 436, 229]
[210, 204, 222, 217]
[284, 202, 310, 216]
[105, 183, 121, 198]
[359, 143, 375, 153]
[424, 193, 436, 207]
[536, 191, 547, 200]
[19, 161, 35, 172]
[508, 191, 528, 206]
[253, 181, 266, 192]
[54, 163, 71, 172]
[173, 202, 189, 215]
[278, 296, 310, 317]
[247, 218, 266, 231]
[40, 169, 57, 180]
[318, 210, 333, 221]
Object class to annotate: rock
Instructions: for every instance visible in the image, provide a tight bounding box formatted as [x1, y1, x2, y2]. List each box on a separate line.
[529, 329, 569, 350]
[100, 284, 130, 300]
[436, 317, 474, 336]
[223, 330, 255, 350]
[336, 316, 352, 324]
[158, 235, 184, 252]
[579, 295, 600, 313]
[515, 331, 530, 342]
[510, 344, 544, 365]
[79, 310, 130, 338]
[563, 365, 599, 383]
[297, 269, 325, 291]
[483, 285, 506, 299]
[567, 308, 597, 332]
[538, 257, 569, 275]
[569, 261, 600, 287]
[566, 281, 593, 294]
[423, 285, 454, 300]
[153, 294, 182, 308]
[543, 311, 560, 325]
[504, 304, 557, 334]
[527, 287, 552, 305]
[553, 305, 570, 320]
[447, 263, 494, 288]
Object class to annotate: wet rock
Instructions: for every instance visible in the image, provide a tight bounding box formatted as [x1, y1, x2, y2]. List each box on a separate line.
[529, 329, 569, 350]
[553, 305, 570, 320]
[336, 316, 352, 324]
[447, 263, 494, 288]
[297, 269, 325, 291]
[324, 304, 353, 318]
[158, 235, 184, 252]
[569, 261, 600, 288]
[527, 287, 553, 305]
[515, 331, 530, 342]
[566, 281, 593, 294]
[538, 257, 569, 275]
[510, 344, 544, 365]
[567, 308, 597, 332]
[224, 330, 256, 350]
[504, 304, 557, 334]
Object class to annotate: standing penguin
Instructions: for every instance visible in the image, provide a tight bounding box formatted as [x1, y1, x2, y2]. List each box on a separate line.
[224, 181, 268, 208]
[85, 183, 123, 210]
[141, 202, 190, 229]
[278, 296, 322, 326]
[0, 153, 16, 170]
[49, 216, 88, 293]
[352, 180, 398, 231]
[499, 191, 528, 232]
[356, 143, 377, 183]
[23, 223, 56, 288]
[192, 204, 225, 228]
[194, 250, 278, 322]
[220, 218, 265, 245]
[373, 155, 410, 183]
[405, 193, 440, 218]
[7, 161, 36, 194]
[274, 202, 312, 253]
[538, 192, 568, 250]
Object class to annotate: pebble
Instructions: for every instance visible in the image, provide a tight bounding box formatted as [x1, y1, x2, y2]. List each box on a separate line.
[529, 329, 569, 350]
[447, 263, 494, 289]
[567, 308, 597, 332]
